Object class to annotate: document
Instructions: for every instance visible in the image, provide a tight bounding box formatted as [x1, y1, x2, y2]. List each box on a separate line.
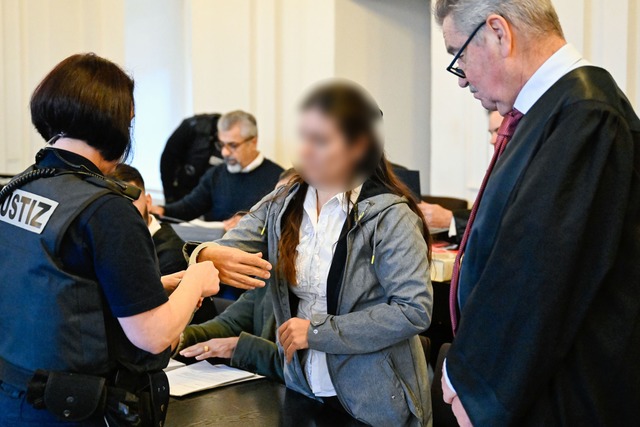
[166, 361, 263, 397]
[164, 359, 185, 372]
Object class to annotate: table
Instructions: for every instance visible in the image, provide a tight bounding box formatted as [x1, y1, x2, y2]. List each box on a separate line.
[165, 379, 364, 427]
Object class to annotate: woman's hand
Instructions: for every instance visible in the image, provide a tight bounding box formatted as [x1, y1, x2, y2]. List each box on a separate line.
[161, 271, 185, 295]
[198, 246, 272, 290]
[278, 318, 311, 363]
[179, 337, 240, 360]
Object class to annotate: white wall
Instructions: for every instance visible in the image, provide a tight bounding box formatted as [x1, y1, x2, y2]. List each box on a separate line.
[185, 0, 431, 191]
[124, 0, 189, 193]
[430, 0, 640, 203]
[0, 0, 125, 174]
[2, 0, 639, 202]
[335, 0, 431, 191]
[186, 0, 337, 166]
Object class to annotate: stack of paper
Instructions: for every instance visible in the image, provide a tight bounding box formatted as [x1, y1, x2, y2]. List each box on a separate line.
[165, 361, 263, 397]
[430, 247, 457, 282]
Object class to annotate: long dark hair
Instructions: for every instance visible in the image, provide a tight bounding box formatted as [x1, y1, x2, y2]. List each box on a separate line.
[278, 80, 431, 284]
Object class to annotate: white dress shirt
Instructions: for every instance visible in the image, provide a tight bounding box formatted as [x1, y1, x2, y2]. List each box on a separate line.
[289, 185, 361, 397]
[148, 214, 162, 237]
[444, 43, 590, 395]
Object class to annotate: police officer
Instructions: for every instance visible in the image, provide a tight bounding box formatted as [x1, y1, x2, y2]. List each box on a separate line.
[0, 53, 220, 426]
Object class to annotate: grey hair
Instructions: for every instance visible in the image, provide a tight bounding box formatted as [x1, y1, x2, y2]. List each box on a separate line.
[434, 0, 564, 38]
[217, 110, 258, 139]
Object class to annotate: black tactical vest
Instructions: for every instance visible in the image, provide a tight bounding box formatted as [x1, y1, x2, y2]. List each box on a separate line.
[0, 171, 167, 376]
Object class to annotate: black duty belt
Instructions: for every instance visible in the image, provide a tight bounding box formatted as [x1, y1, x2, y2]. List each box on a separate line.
[0, 354, 32, 392]
[0, 355, 169, 426]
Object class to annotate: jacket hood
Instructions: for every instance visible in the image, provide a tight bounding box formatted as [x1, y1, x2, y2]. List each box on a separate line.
[353, 176, 409, 224]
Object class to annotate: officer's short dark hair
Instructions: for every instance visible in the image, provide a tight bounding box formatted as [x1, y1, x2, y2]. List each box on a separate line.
[30, 53, 134, 162]
[110, 164, 145, 191]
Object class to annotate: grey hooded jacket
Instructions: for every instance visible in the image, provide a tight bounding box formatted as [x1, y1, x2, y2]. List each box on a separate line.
[213, 180, 433, 426]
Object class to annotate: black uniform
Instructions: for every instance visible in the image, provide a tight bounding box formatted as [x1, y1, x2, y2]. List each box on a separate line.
[449, 67, 640, 425]
[0, 148, 171, 426]
[160, 114, 222, 203]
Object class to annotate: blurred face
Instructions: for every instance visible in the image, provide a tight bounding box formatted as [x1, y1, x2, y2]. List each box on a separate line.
[297, 109, 366, 191]
[443, 16, 517, 115]
[488, 110, 503, 145]
[218, 124, 259, 172]
[129, 182, 152, 225]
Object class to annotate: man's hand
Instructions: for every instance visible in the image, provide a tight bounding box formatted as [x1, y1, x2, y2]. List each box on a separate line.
[149, 205, 165, 217]
[222, 214, 245, 232]
[179, 337, 240, 360]
[418, 202, 454, 229]
[161, 270, 185, 295]
[442, 365, 473, 427]
[278, 318, 311, 363]
[198, 246, 271, 290]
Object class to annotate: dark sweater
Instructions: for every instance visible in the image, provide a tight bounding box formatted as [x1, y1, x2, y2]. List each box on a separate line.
[163, 158, 283, 221]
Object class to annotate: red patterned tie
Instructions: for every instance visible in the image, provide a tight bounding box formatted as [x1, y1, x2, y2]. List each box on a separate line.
[449, 109, 524, 334]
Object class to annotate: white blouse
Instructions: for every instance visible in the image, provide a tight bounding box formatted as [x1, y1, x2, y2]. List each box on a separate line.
[289, 184, 361, 397]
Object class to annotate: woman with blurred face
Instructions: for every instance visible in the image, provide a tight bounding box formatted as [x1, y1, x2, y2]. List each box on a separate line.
[192, 80, 433, 426]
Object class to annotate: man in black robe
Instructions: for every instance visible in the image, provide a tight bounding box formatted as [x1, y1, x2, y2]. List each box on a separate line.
[433, 0, 640, 425]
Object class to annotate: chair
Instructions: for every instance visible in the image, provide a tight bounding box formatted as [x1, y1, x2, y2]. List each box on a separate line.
[431, 343, 458, 427]
[421, 196, 469, 211]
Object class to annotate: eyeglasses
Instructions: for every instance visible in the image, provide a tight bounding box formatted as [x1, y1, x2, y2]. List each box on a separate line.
[446, 22, 486, 79]
[215, 136, 255, 152]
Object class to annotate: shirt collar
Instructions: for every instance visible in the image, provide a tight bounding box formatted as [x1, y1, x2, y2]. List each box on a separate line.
[148, 214, 162, 237]
[241, 152, 265, 173]
[304, 184, 363, 221]
[36, 147, 103, 175]
[514, 44, 590, 114]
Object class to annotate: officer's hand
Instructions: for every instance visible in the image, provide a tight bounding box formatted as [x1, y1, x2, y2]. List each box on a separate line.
[161, 271, 185, 295]
[185, 261, 220, 297]
[197, 246, 271, 290]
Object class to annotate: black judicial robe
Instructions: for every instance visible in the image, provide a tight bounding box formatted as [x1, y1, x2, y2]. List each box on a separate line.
[448, 66, 640, 426]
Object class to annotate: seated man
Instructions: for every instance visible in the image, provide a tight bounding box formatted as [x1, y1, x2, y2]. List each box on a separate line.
[111, 164, 218, 323]
[221, 168, 298, 232]
[151, 110, 284, 222]
[174, 285, 282, 382]
[419, 110, 502, 242]
[111, 164, 187, 276]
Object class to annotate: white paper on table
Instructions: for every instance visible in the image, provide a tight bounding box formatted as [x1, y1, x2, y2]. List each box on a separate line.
[164, 359, 186, 372]
[166, 361, 264, 397]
